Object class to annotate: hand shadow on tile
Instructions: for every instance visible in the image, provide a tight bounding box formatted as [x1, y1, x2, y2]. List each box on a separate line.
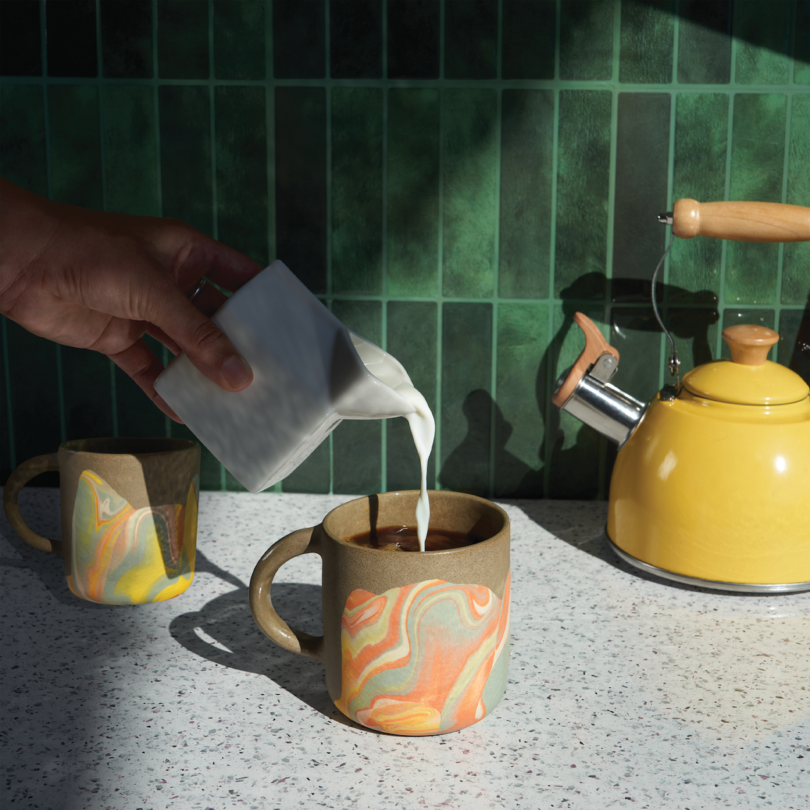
[168, 580, 378, 733]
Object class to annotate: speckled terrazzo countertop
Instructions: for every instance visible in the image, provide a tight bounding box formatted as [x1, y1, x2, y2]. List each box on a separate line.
[2, 489, 809, 810]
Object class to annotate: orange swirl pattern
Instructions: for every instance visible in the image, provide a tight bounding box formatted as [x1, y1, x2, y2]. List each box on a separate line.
[335, 573, 510, 735]
[68, 471, 197, 604]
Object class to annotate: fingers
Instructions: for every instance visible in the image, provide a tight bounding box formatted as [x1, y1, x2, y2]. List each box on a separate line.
[108, 337, 183, 423]
[141, 280, 254, 393]
[147, 218, 262, 293]
[188, 281, 229, 318]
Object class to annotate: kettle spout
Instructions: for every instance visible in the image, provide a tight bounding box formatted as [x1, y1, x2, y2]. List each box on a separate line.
[552, 313, 647, 448]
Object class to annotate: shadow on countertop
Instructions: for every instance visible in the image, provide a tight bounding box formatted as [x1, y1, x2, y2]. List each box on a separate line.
[511, 498, 769, 598]
[169, 575, 379, 733]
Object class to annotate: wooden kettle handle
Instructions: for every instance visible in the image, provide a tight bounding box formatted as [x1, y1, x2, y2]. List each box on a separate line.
[671, 199, 810, 242]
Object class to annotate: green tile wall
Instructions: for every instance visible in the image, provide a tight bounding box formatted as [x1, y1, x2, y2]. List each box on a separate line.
[1, 0, 809, 501]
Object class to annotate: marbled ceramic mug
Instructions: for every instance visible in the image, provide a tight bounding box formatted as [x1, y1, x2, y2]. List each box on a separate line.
[250, 490, 511, 736]
[3, 438, 200, 604]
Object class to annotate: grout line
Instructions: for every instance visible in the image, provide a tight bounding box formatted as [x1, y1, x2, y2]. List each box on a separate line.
[2, 318, 16, 470]
[434, 0, 446, 489]
[489, 0, 504, 500]
[380, 0, 389, 493]
[267, 0, 281, 492]
[325, 0, 334, 494]
[717, 32, 738, 356]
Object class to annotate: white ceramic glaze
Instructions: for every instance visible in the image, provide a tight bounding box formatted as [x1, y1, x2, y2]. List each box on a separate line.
[155, 261, 420, 493]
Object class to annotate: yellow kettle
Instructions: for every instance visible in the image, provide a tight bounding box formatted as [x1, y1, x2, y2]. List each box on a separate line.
[553, 199, 810, 593]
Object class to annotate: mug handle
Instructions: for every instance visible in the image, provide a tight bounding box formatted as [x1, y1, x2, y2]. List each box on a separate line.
[3, 453, 62, 555]
[249, 526, 323, 661]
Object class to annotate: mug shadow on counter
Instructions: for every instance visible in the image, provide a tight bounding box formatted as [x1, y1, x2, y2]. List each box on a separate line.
[168, 567, 379, 733]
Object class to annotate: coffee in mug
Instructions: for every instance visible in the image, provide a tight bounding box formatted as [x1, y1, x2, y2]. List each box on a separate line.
[344, 526, 485, 552]
[3, 438, 200, 604]
[250, 490, 510, 736]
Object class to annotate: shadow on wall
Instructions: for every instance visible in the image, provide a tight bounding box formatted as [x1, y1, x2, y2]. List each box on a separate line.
[439, 276, 730, 500]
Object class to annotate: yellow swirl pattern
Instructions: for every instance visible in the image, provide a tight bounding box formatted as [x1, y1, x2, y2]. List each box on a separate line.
[68, 471, 197, 604]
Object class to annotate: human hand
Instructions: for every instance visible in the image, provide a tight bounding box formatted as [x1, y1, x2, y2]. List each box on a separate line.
[0, 178, 262, 421]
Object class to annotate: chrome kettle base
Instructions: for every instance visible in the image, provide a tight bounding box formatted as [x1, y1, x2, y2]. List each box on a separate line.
[606, 533, 810, 594]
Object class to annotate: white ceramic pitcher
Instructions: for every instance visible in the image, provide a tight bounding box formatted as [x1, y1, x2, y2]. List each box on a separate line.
[154, 261, 418, 493]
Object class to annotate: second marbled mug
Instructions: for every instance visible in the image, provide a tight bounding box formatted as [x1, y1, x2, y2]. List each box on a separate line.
[3, 438, 200, 604]
[249, 490, 511, 736]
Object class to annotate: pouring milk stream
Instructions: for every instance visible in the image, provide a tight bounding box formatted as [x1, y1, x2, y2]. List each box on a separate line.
[155, 260, 436, 551]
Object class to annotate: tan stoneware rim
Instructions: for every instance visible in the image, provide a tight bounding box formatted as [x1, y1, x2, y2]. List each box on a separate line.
[60, 437, 198, 456]
[322, 489, 510, 556]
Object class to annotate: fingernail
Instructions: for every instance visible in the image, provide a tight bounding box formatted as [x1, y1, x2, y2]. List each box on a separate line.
[221, 355, 253, 389]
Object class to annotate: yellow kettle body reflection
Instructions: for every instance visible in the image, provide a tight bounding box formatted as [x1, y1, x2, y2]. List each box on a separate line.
[607, 389, 810, 585]
[554, 314, 810, 592]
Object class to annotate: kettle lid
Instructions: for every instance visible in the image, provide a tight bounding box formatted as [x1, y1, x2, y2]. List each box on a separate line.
[682, 325, 809, 405]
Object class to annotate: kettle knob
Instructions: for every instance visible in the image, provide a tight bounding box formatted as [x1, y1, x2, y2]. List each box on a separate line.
[722, 324, 779, 366]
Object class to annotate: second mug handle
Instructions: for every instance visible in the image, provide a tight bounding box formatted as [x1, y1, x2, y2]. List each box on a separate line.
[249, 526, 324, 660]
[3, 453, 62, 555]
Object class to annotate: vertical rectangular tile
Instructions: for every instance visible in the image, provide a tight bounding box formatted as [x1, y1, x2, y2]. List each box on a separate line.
[667, 307, 720, 376]
[273, 0, 325, 79]
[676, 0, 732, 85]
[171, 422, 222, 491]
[721, 309, 775, 359]
[612, 93, 671, 297]
[213, 0, 265, 80]
[281, 442, 331, 493]
[332, 301, 382, 495]
[159, 86, 213, 235]
[501, 0, 555, 80]
[619, 0, 673, 84]
[499, 89, 554, 299]
[157, 0, 209, 79]
[387, 88, 440, 298]
[494, 302, 547, 498]
[782, 95, 810, 305]
[0, 85, 47, 193]
[115, 336, 167, 439]
[45, 0, 97, 77]
[554, 90, 611, 299]
[559, 0, 614, 81]
[734, 0, 791, 85]
[5, 321, 62, 468]
[386, 302, 437, 492]
[670, 93, 728, 305]
[439, 302, 492, 497]
[48, 85, 103, 209]
[102, 86, 159, 217]
[547, 305, 603, 499]
[609, 309, 661, 404]
[387, 0, 439, 79]
[100, 0, 153, 78]
[215, 86, 268, 265]
[796, 0, 810, 85]
[442, 89, 498, 299]
[726, 94, 787, 305]
[331, 0, 382, 79]
[0, 0, 41, 76]
[61, 347, 114, 440]
[331, 88, 383, 295]
[778, 308, 810, 384]
[444, 0, 497, 79]
[275, 88, 327, 294]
